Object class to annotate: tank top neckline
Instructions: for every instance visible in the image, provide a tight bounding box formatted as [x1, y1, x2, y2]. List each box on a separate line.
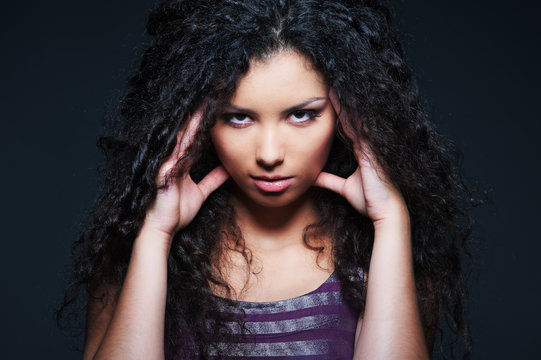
[212, 270, 336, 306]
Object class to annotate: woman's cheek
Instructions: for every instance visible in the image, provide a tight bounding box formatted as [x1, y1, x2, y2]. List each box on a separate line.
[308, 132, 335, 173]
[211, 131, 247, 173]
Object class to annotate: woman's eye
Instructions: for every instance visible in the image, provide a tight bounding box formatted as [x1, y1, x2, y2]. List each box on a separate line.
[224, 113, 253, 127]
[289, 110, 319, 124]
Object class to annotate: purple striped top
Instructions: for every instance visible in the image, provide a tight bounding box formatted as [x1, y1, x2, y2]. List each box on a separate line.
[210, 271, 360, 359]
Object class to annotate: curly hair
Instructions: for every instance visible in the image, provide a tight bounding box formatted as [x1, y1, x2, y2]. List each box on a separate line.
[59, 0, 481, 358]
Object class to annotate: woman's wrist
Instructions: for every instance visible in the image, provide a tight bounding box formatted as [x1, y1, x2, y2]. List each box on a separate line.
[135, 222, 175, 257]
[372, 199, 410, 231]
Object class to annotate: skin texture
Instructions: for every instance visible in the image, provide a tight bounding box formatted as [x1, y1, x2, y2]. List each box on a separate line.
[209, 51, 337, 301]
[145, 107, 229, 241]
[210, 51, 335, 210]
[59, 2, 478, 358]
[319, 92, 428, 359]
[84, 50, 428, 359]
[84, 106, 229, 360]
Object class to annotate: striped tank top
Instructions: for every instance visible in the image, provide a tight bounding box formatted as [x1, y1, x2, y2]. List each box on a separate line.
[210, 271, 360, 359]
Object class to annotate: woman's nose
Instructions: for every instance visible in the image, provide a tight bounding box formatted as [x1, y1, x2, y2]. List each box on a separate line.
[256, 126, 284, 169]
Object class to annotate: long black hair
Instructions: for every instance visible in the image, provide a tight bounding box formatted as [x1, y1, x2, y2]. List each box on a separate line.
[59, 0, 481, 358]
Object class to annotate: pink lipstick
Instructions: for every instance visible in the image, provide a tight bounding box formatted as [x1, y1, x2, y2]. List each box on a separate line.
[251, 176, 293, 192]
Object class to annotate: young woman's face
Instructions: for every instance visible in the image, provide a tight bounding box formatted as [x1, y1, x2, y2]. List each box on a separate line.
[210, 51, 335, 208]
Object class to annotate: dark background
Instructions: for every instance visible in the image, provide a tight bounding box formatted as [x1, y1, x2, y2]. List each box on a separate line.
[1, 0, 539, 358]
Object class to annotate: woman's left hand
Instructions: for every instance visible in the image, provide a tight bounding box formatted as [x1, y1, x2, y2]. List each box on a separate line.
[315, 90, 407, 223]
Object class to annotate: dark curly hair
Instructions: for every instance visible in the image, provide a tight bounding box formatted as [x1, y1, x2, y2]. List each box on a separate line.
[59, 0, 481, 358]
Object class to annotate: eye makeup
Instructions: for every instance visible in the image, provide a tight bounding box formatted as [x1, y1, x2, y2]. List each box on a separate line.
[287, 109, 323, 125]
[219, 97, 327, 129]
[220, 107, 323, 128]
[222, 113, 254, 128]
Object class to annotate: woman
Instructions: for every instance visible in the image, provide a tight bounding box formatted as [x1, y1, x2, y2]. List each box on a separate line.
[59, 0, 478, 359]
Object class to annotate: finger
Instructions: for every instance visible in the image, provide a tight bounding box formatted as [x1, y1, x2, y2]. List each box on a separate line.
[178, 110, 203, 156]
[329, 88, 361, 151]
[314, 171, 347, 195]
[197, 166, 230, 200]
[178, 101, 207, 156]
[358, 144, 394, 189]
[358, 141, 380, 170]
[157, 145, 181, 186]
[156, 103, 208, 187]
[328, 88, 341, 117]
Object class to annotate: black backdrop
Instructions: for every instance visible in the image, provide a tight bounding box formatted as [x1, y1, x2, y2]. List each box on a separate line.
[1, 0, 539, 358]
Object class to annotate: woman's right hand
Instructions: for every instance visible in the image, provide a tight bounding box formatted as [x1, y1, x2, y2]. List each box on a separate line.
[143, 105, 229, 241]
[85, 108, 227, 360]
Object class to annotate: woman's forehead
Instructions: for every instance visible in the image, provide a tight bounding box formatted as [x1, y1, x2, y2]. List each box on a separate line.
[229, 51, 328, 111]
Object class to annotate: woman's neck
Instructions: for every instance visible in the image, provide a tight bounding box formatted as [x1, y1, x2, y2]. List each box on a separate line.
[229, 188, 320, 252]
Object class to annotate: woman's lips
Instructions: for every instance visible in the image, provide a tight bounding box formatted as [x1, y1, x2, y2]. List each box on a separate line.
[251, 176, 293, 192]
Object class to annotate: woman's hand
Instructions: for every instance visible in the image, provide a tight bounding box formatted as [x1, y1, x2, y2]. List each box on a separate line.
[315, 90, 406, 223]
[316, 91, 428, 360]
[86, 109, 228, 359]
[144, 105, 229, 239]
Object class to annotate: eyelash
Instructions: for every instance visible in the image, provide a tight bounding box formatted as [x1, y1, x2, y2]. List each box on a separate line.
[222, 113, 252, 128]
[222, 109, 322, 128]
[290, 110, 321, 124]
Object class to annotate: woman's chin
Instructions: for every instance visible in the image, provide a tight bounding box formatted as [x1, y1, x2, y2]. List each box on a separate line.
[230, 184, 315, 210]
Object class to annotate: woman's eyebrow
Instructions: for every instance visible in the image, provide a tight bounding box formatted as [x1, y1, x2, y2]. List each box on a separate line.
[281, 97, 327, 114]
[221, 104, 257, 116]
[222, 97, 328, 115]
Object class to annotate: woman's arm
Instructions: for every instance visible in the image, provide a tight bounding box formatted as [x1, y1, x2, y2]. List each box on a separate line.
[84, 226, 172, 360]
[83, 106, 229, 360]
[316, 90, 429, 359]
[353, 206, 428, 360]
[318, 167, 428, 358]
[319, 173, 429, 359]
